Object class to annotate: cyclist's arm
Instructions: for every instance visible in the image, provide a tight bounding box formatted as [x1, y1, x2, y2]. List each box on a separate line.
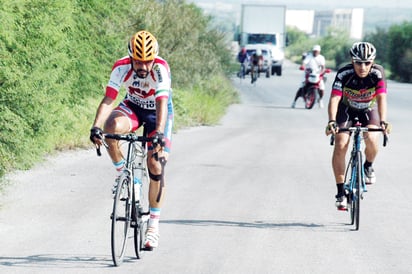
[155, 97, 168, 133]
[92, 96, 116, 130]
[376, 93, 387, 123]
[328, 94, 341, 122]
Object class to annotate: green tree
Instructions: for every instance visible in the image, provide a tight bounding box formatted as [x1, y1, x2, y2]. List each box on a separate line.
[318, 27, 353, 69]
[364, 27, 390, 67]
[387, 21, 412, 82]
[284, 26, 310, 61]
[0, 0, 237, 179]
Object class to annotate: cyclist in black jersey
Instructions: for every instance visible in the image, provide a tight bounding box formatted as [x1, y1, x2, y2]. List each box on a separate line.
[325, 42, 391, 210]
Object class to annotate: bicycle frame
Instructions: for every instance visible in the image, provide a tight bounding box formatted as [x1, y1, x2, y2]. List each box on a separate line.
[331, 120, 387, 230]
[345, 126, 367, 195]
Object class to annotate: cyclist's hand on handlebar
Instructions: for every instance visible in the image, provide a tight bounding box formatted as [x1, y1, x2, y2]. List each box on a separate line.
[152, 131, 165, 150]
[90, 126, 104, 146]
[380, 121, 392, 134]
[325, 120, 338, 136]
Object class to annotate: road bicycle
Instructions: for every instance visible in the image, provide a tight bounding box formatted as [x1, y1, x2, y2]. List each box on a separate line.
[237, 62, 247, 81]
[251, 64, 259, 85]
[97, 132, 152, 266]
[330, 118, 387, 230]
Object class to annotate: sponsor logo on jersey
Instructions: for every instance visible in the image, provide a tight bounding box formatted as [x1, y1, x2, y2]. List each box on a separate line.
[153, 64, 163, 83]
[128, 87, 155, 99]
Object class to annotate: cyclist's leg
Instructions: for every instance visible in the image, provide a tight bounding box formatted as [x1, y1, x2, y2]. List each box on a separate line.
[333, 105, 352, 198]
[333, 132, 350, 209]
[241, 62, 246, 78]
[142, 102, 173, 248]
[361, 108, 380, 163]
[361, 108, 380, 183]
[104, 101, 139, 167]
[332, 132, 351, 183]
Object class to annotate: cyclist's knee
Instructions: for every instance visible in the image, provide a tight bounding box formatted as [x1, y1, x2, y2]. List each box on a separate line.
[148, 153, 167, 174]
[104, 113, 130, 133]
[334, 136, 350, 151]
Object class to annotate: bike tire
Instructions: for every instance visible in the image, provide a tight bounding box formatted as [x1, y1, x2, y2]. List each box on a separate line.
[253, 69, 257, 84]
[111, 173, 131, 266]
[133, 151, 151, 258]
[133, 203, 145, 259]
[304, 87, 316, 109]
[133, 192, 149, 258]
[355, 151, 362, 230]
[345, 158, 356, 225]
[134, 213, 149, 257]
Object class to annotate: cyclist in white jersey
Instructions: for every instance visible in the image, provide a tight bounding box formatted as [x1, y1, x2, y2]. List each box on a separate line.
[90, 30, 173, 249]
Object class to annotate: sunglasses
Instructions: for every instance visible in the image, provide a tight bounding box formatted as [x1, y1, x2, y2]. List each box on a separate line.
[354, 61, 373, 66]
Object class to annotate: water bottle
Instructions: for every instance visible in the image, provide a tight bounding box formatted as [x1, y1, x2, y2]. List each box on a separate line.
[133, 150, 144, 201]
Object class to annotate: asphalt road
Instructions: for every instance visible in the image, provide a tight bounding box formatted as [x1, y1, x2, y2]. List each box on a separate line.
[1, 60, 411, 274]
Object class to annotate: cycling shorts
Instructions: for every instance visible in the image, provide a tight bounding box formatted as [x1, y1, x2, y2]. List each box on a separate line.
[336, 102, 380, 130]
[113, 100, 173, 152]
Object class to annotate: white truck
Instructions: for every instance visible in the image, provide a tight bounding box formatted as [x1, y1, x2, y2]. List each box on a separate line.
[238, 4, 286, 76]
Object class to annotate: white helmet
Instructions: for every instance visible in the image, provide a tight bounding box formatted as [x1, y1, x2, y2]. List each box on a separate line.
[313, 45, 321, 52]
[350, 42, 376, 61]
[255, 49, 262, 56]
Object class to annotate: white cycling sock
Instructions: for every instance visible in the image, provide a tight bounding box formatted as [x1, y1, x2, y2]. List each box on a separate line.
[148, 207, 161, 229]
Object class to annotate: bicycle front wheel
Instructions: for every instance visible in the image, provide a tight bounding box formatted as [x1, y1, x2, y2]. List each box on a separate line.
[134, 207, 149, 259]
[304, 87, 316, 109]
[133, 170, 150, 258]
[354, 151, 362, 230]
[111, 173, 132, 266]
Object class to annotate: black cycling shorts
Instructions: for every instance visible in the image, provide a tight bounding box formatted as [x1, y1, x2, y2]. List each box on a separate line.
[336, 102, 380, 129]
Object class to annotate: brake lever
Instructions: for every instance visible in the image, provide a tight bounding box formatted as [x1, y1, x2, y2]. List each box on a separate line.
[95, 137, 108, 157]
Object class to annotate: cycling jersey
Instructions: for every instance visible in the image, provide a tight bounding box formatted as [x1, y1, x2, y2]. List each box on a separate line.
[331, 64, 387, 110]
[105, 55, 173, 151]
[237, 52, 248, 63]
[250, 54, 263, 66]
[106, 56, 172, 110]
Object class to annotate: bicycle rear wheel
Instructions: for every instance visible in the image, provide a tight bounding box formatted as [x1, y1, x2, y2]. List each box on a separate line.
[111, 173, 131, 266]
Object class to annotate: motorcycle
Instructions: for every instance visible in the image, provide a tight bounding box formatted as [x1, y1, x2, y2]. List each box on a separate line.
[299, 66, 331, 109]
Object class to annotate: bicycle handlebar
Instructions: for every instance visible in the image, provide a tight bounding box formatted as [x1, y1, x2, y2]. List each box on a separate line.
[96, 133, 154, 157]
[330, 127, 388, 147]
[97, 132, 166, 203]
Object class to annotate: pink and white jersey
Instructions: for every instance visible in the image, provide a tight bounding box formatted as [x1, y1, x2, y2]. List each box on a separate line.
[105, 56, 171, 110]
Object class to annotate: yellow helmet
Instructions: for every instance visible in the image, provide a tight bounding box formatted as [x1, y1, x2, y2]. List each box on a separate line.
[128, 30, 159, 61]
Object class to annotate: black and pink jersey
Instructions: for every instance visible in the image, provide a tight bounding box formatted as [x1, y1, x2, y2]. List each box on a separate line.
[105, 56, 172, 110]
[331, 63, 387, 110]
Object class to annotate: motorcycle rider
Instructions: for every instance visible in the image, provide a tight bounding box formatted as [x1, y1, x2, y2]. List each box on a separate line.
[291, 45, 326, 108]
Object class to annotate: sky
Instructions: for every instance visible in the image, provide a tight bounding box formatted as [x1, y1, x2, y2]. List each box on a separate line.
[190, 0, 412, 10]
